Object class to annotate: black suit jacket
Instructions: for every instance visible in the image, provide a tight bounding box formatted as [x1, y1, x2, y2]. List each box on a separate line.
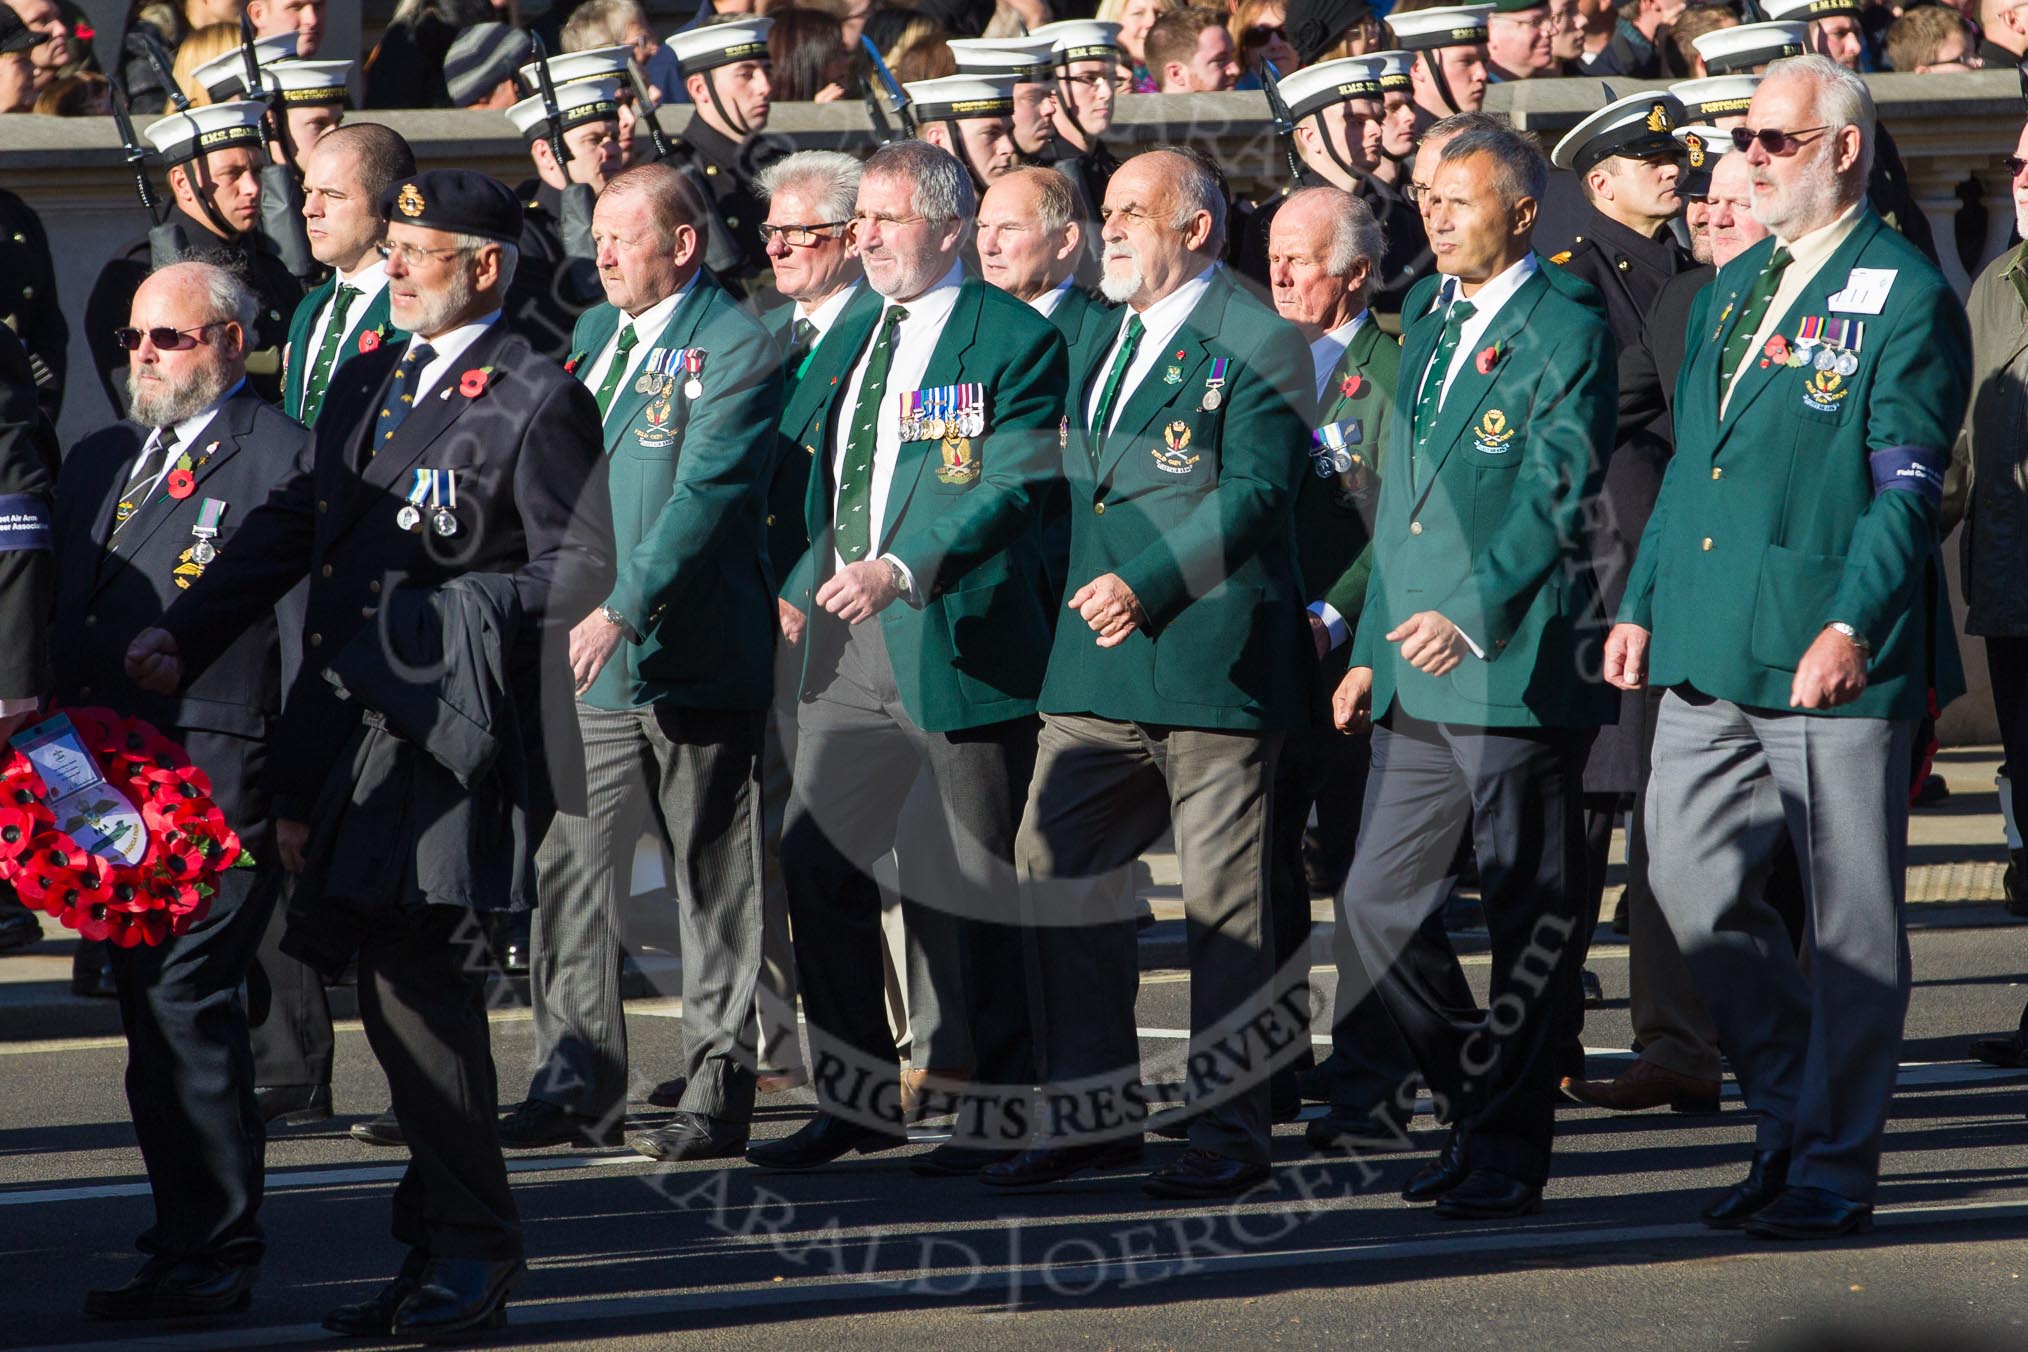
[162, 321, 618, 824]
[0, 325, 57, 705]
[53, 387, 306, 835]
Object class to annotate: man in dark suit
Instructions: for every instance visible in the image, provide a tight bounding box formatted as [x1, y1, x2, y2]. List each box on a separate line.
[64, 261, 305, 1320]
[129, 170, 616, 1339]
[499, 162, 779, 1163]
[996, 148, 1312, 1202]
[747, 139, 1066, 1178]
[1333, 125, 1616, 1220]
[0, 324, 56, 956]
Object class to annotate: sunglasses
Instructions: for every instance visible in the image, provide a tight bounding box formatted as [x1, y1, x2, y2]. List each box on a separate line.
[112, 322, 224, 352]
[1242, 23, 1287, 42]
[2007, 155, 2028, 178]
[1729, 124, 1830, 156]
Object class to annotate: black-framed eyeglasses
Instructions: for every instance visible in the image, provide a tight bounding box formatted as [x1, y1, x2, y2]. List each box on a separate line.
[1730, 124, 1830, 156]
[2006, 155, 2028, 179]
[759, 220, 852, 246]
[112, 322, 224, 352]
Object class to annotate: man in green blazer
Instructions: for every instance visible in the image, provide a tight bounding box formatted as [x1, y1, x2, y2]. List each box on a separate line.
[987, 148, 1312, 1202]
[1333, 124, 1616, 1221]
[281, 126, 414, 425]
[1606, 57, 1972, 1240]
[747, 140, 1068, 1178]
[492, 163, 779, 1166]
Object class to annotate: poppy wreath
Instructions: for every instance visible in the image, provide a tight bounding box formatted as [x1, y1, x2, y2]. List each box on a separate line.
[0, 708, 252, 948]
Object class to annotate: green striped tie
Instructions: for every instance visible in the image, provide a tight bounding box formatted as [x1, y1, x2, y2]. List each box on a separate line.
[834, 305, 907, 565]
[1087, 312, 1145, 461]
[592, 324, 639, 420]
[298, 283, 358, 425]
[1410, 297, 1475, 460]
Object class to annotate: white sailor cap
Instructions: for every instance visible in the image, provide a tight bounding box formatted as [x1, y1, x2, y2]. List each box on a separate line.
[266, 59, 352, 108]
[1030, 19, 1122, 65]
[1370, 49, 1414, 91]
[665, 17, 773, 76]
[1761, 0, 1863, 25]
[1669, 73, 1761, 122]
[505, 76, 622, 141]
[187, 33, 298, 101]
[143, 101, 269, 165]
[1550, 87, 1686, 174]
[1387, 5, 1493, 51]
[948, 36, 1057, 81]
[517, 44, 630, 92]
[1691, 21, 1807, 76]
[905, 73, 1018, 122]
[1275, 55, 1385, 121]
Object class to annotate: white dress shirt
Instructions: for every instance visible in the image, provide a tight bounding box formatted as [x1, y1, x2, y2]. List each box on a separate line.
[401, 312, 503, 403]
[829, 261, 966, 585]
[1720, 201, 1864, 418]
[1309, 309, 1370, 403]
[1031, 277, 1076, 318]
[1085, 264, 1217, 432]
[797, 280, 862, 340]
[303, 259, 391, 376]
[127, 379, 248, 504]
[1417, 252, 1539, 408]
[583, 275, 695, 420]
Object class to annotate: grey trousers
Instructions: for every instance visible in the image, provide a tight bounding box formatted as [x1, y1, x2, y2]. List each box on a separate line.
[1645, 689, 1914, 1201]
[755, 700, 807, 1075]
[1019, 712, 1281, 1165]
[529, 699, 766, 1123]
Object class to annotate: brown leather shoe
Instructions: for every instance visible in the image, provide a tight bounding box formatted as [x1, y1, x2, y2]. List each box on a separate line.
[1560, 1057, 1721, 1114]
[900, 1067, 970, 1122]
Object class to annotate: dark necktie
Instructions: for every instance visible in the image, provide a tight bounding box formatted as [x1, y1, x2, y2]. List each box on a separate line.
[113, 427, 176, 531]
[592, 323, 638, 420]
[1719, 245, 1794, 394]
[784, 317, 819, 398]
[1410, 297, 1476, 453]
[299, 283, 359, 425]
[370, 342, 435, 458]
[1087, 312, 1145, 459]
[834, 305, 907, 566]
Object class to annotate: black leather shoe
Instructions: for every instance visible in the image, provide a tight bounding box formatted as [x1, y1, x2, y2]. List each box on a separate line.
[498, 1098, 621, 1149]
[1580, 969, 1605, 1007]
[0, 904, 41, 952]
[1306, 1105, 1413, 1154]
[1701, 1148, 1789, 1229]
[324, 1249, 431, 1337]
[910, 1142, 1018, 1177]
[257, 1084, 332, 1128]
[392, 1257, 523, 1342]
[1143, 1147, 1271, 1200]
[1970, 1034, 2028, 1069]
[629, 1110, 746, 1161]
[1401, 1131, 1468, 1203]
[85, 1256, 257, 1319]
[744, 1113, 907, 1170]
[1742, 1185, 1874, 1240]
[1293, 1054, 1337, 1103]
[645, 1075, 687, 1108]
[980, 1137, 1144, 1188]
[1432, 1168, 1542, 1219]
[350, 1110, 405, 1148]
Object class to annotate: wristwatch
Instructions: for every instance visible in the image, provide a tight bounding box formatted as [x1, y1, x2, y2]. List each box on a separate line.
[881, 557, 909, 599]
[1827, 621, 1870, 654]
[599, 603, 630, 631]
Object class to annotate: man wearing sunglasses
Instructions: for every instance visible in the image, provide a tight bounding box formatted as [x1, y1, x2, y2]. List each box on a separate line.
[130, 169, 617, 1337]
[1606, 55, 1972, 1240]
[59, 261, 307, 1321]
[84, 103, 303, 417]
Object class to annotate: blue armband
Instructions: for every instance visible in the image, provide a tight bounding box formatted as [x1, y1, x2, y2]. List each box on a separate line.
[1868, 446, 1943, 509]
[0, 494, 51, 551]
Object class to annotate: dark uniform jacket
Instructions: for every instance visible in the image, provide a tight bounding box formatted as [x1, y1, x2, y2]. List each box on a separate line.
[0, 325, 57, 704]
[1617, 261, 1711, 450]
[0, 190, 67, 421]
[53, 385, 305, 842]
[161, 321, 618, 828]
[1869, 122, 1937, 266]
[85, 205, 302, 414]
[666, 117, 785, 294]
[508, 181, 603, 364]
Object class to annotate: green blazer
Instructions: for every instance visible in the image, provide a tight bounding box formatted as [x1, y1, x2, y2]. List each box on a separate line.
[762, 284, 884, 583]
[564, 273, 784, 712]
[781, 277, 1069, 734]
[1038, 266, 1313, 732]
[1622, 209, 1971, 720]
[281, 279, 400, 424]
[1298, 317, 1400, 636]
[1038, 282, 1117, 606]
[1351, 263, 1618, 730]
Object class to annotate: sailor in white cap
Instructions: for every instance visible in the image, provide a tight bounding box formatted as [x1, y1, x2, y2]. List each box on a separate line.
[518, 44, 647, 168]
[1690, 21, 1808, 77]
[83, 101, 304, 411]
[1387, 5, 1492, 124]
[1670, 72, 1760, 129]
[266, 60, 352, 171]
[1762, 0, 1866, 70]
[906, 73, 1023, 189]
[950, 35, 1060, 162]
[1031, 19, 1127, 265]
[503, 77, 624, 358]
[663, 17, 778, 288]
[186, 32, 298, 104]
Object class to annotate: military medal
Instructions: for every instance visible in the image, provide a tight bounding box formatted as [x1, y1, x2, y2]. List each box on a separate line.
[430, 470, 459, 538]
[1200, 358, 1230, 412]
[966, 382, 986, 436]
[926, 386, 946, 442]
[189, 497, 225, 565]
[397, 468, 431, 532]
[1814, 347, 1837, 372]
[681, 348, 705, 400]
[635, 372, 657, 395]
[1834, 350, 1858, 377]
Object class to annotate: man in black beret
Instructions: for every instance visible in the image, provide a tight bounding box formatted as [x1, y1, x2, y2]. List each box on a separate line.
[128, 167, 617, 1343]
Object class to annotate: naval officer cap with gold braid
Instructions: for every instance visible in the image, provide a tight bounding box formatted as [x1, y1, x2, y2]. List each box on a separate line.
[1551, 87, 1688, 175]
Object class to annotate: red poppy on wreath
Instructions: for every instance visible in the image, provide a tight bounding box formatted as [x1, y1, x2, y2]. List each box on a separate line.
[1475, 343, 1503, 376]
[165, 468, 197, 500]
[1339, 373, 1365, 400]
[1763, 335, 1790, 364]
[0, 806, 36, 860]
[459, 367, 492, 398]
[358, 329, 383, 355]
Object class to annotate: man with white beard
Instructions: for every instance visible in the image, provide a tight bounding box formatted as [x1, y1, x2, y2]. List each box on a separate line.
[1605, 55, 1971, 1240]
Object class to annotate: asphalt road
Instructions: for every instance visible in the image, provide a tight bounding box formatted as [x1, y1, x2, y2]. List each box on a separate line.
[5, 913, 2028, 1352]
